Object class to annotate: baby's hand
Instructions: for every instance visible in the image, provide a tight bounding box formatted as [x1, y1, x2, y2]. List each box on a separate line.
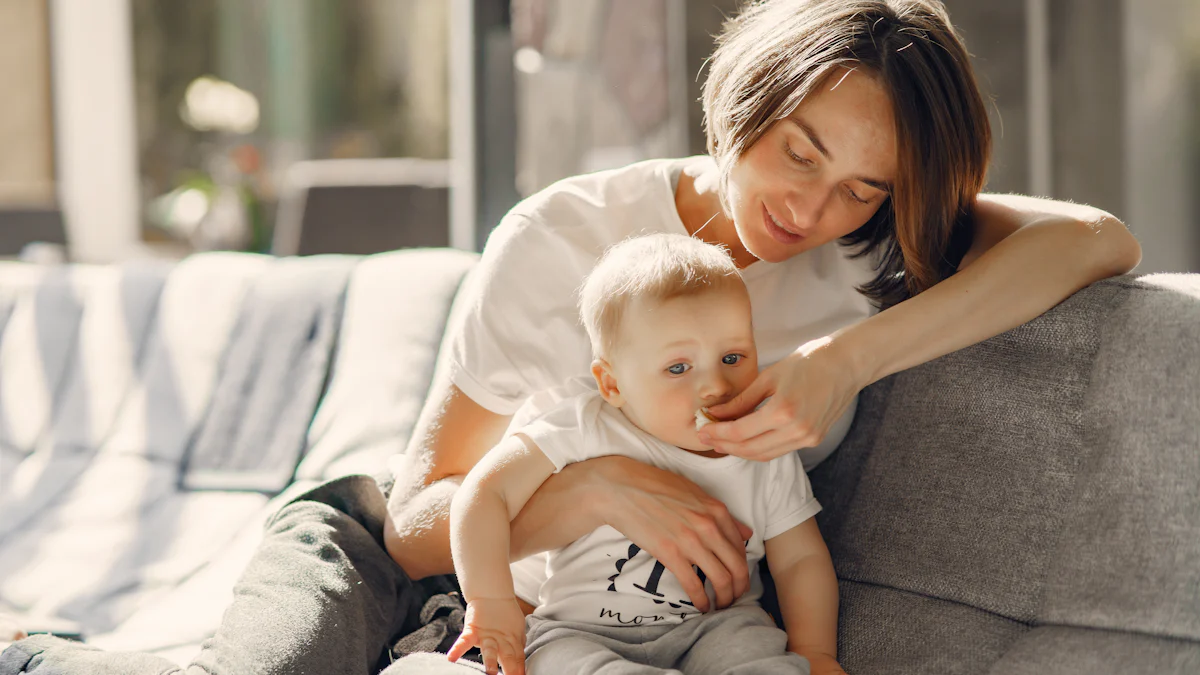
[447, 597, 527, 675]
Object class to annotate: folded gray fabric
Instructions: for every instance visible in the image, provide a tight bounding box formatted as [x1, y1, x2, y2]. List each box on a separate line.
[0, 635, 181, 675]
[181, 255, 358, 493]
[389, 592, 470, 663]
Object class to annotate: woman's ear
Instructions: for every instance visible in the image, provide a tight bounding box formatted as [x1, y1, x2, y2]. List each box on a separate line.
[591, 358, 624, 407]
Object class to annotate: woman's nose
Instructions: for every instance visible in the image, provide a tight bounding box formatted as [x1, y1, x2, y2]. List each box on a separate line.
[785, 185, 832, 232]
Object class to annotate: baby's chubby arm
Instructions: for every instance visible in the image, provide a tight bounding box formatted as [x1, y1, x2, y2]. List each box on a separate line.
[764, 519, 847, 675]
[447, 433, 558, 675]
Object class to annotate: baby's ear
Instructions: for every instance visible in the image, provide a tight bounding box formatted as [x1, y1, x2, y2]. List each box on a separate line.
[591, 358, 624, 407]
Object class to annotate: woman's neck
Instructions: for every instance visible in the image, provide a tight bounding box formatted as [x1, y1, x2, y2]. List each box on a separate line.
[673, 159, 757, 269]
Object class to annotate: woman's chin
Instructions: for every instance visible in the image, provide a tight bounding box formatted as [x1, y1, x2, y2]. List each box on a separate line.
[742, 239, 791, 264]
[734, 225, 791, 264]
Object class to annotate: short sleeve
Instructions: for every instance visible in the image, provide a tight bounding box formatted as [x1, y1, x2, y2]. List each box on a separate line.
[446, 214, 597, 415]
[761, 452, 822, 541]
[517, 393, 612, 472]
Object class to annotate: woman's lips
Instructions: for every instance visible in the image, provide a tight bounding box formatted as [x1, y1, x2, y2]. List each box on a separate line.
[762, 204, 805, 244]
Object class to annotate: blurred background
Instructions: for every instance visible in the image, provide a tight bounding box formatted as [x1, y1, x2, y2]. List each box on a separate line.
[0, 0, 1197, 272]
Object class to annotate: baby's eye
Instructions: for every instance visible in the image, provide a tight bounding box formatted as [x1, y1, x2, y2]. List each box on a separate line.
[667, 363, 690, 375]
[722, 354, 742, 365]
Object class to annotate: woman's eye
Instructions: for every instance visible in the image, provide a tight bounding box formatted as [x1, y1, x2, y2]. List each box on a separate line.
[722, 354, 742, 365]
[667, 363, 690, 375]
[785, 145, 813, 167]
[846, 187, 868, 205]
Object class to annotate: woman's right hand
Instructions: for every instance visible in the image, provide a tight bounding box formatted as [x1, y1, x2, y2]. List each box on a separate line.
[585, 455, 754, 613]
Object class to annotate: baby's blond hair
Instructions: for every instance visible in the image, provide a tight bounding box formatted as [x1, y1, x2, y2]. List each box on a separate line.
[579, 233, 745, 359]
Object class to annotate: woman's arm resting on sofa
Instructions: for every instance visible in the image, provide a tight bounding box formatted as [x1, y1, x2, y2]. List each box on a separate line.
[700, 195, 1142, 461]
[833, 194, 1142, 389]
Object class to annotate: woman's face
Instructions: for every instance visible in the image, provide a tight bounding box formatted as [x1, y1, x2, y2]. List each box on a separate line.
[725, 67, 899, 264]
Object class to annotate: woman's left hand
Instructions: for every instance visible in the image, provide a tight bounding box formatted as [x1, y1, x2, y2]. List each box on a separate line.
[698, 336, 864, 461]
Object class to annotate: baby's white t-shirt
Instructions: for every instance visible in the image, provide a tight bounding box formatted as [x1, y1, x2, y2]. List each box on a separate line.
[517, 379, 820, 626]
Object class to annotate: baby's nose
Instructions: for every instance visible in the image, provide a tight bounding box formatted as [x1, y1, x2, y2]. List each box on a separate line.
[701, 376, 733, 401]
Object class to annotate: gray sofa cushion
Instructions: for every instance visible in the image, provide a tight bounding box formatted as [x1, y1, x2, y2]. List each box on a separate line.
[985, 625, 1200, 673]
[1041, 275, 1200, 640]
[810, 274, 1200, 673]
[837, 581, 1027, 675]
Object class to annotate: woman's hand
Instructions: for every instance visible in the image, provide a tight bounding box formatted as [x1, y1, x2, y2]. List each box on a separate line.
[589, 455, 755, 613]
[699, 336, 864, 462]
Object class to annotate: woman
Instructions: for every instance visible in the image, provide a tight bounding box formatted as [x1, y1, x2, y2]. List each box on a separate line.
[385, 0, 1139, 632]
[2, 1, 1139, 674]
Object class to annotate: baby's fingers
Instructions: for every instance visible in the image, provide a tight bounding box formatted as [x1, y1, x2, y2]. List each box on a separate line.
[497, 637, 527, 675]
[481, 636, 500, 674]
[446, 627, 477, 663]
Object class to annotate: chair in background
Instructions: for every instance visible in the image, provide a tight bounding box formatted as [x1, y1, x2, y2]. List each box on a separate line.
[0, 209, 67, 260]
[271, 158, 451, 257]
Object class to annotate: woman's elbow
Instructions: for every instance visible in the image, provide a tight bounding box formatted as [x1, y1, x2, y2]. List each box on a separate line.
[1089, 214, 1142, 276]
[1058, 208, 1142, 278]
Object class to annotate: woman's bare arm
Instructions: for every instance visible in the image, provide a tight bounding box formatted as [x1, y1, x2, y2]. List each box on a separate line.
[836, 195, 1141, 387]
[701, 195, 1141, 460]
[384, 377, 604, 580]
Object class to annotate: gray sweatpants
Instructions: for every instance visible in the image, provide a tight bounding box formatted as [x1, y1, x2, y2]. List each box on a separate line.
[386, 605, 809, 675]
[524, 605, 809, 675]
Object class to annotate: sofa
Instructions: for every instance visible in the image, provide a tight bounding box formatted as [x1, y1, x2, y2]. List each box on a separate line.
[0, 248, 1196, 674]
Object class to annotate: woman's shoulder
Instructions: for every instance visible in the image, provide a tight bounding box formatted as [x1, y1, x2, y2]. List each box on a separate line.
[497, 157, 698, 245]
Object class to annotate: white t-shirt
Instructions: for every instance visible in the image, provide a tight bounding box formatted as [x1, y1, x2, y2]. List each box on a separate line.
[517, 380, 819, 626]
[443, 156, 877, 603]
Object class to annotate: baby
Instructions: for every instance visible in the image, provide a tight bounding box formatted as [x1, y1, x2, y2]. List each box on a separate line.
[447, 233, 844, 675]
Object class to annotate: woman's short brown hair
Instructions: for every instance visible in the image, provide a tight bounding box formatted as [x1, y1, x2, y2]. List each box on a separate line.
[703, 0, 992, 307]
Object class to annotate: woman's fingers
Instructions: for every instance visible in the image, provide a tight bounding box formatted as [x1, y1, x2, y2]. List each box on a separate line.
[683, 543, 737, 609]
[708, 501, 751, 562]
[715, 428, 795, 461]
[659, 514, 750, 610]
[734, 519, 754, 542]
[706, 371, 773, 421]
[655, 546, 710, 613]
[689, 505, 751, 602]
[604, 461, 759, 613]
[699, 404, 777, 447]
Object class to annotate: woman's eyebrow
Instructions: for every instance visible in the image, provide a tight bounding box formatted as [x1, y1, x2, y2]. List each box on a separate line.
[785, 116, 893, 194]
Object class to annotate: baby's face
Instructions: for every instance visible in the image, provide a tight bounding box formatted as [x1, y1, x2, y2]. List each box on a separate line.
[604, 286, 758, 452]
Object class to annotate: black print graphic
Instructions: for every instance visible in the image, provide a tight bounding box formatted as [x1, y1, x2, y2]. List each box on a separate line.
[606, 543, 704, 612]
[597, 608, 666, 625]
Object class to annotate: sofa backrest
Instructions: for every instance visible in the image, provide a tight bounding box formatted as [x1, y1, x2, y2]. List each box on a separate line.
[809, 273, 1200, 672]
